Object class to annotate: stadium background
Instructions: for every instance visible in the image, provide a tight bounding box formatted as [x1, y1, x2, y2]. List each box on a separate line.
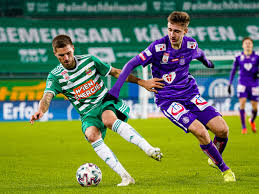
[1, 0, 259, 121]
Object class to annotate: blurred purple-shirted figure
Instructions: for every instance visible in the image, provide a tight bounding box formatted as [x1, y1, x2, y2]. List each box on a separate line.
[228, 37, 259, 134]
[103, 11, 236, 182]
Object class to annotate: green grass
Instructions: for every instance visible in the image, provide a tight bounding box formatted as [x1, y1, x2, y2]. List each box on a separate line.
[0, 117, 258, 193]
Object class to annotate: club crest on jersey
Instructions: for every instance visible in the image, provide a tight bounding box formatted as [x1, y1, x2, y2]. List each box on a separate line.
[179, 57, 185, 65]
[244, 63, 252, 71]
[155, 44, 166, 52]
[86, 68, 92, 75]
[161, 52, 169, 64]
[139, 53, 146, 61]
[61, 70, 70, 81]
[187, 41, 197, 49]
[162, 71, 176, 84]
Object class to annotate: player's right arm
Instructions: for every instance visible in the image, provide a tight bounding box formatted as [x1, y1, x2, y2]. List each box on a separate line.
[30, 92, 54, 124]
[228, 56, 239, 95]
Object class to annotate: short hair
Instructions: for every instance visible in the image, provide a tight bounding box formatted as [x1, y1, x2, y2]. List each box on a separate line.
[242, 37, 253, 44]
[167, 11, 190, 28]
[52, 34, 73, 50]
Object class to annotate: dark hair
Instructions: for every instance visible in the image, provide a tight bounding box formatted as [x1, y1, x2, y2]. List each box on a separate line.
[242, 37, 253, 44]
[167, 11, 190, 28]
[52, 34, 73, 50]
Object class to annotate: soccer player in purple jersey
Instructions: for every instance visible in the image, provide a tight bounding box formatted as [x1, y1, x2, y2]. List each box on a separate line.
[228, 37, 259, 134]
[103, 11, 236, 182]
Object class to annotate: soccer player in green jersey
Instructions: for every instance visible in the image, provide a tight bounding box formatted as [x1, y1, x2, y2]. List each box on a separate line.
[30, 34, 164, 186]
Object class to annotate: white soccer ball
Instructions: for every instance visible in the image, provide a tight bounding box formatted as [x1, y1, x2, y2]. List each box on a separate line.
[76, 163, 102, 187]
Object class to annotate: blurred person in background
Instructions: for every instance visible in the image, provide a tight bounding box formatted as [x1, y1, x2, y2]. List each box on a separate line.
[30, 34, 164, 186]
[228, 37, 259, 134]
[103, 11, 236, 182]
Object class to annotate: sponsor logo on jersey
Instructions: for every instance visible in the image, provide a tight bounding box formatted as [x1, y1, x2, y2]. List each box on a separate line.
[240, 55, 245, 61]
[139, 53, 146, 61]
[161, 52, 169, 64]
[73, 79, 101, 100]
[162, 72, 176, 84]
[187, 41, 197, 49]
[167, 102, 188, 120]
[144, 48, 152, 56]
[61, 70, 70, 81]
[191, 95, 209, 111]
[171, 58, 179, 62]
[155, 44, 166, 52]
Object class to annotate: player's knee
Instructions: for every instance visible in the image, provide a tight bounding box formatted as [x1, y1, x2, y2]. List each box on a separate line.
[85, 130, 101, 143]
[218, 125, 229, 138]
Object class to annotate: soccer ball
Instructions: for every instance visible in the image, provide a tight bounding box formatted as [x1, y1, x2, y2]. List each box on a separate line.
[76, 163, 102, 187]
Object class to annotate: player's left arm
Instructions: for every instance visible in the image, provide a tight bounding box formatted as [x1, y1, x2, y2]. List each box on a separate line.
[109, 67, 164, 93]
[195, 48, 214, 68]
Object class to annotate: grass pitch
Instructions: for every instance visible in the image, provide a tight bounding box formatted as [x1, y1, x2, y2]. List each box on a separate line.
[0, 117, 258, 193]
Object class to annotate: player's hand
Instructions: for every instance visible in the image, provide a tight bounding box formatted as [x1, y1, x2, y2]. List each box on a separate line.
[227, 85, 232, 95]
[139, 78, 165, 93]
[30, 111, 44, 124]
[208, 60, 215, 68]
[253, 72, 259, 79]
[102, 93, 118, 104]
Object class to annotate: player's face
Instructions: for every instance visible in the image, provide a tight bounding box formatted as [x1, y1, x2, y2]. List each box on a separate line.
[167, 22, 188, 49]
[242, 39, 253, 54]
[54, 44, 75, 69]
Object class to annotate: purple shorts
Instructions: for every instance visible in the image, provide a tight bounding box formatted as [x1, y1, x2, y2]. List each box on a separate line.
[160, 94, 221, 133]
[237, 84, 259, 101]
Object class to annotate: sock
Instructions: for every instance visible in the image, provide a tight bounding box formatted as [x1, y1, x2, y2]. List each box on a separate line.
[112, 119, 153, 154]
[239, 109, 246, 129]
[213, 136, 228, 155]
[251, 109, 257, 123]
[91, 138, 129, 177]
[200, 141, 229, 172]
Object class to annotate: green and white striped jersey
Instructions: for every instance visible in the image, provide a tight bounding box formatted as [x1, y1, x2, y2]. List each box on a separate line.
[44, 54, 112, 116]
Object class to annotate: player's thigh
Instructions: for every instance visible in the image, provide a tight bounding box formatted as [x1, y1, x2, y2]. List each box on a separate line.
[188, 119, 211, 145]
[82, 116, 107, 140]
[206, 116, 229, 138]
[101, 108, 118, 129]
[101, 99, 130, 123]
[160, 101, 197, 133]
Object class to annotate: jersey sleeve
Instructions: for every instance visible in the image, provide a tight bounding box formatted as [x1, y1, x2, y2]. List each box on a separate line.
[44, 73, 62, 96]
[92, 55, 112, 77]
[135, 42, 155, 67]
[229, 56, 239, 85]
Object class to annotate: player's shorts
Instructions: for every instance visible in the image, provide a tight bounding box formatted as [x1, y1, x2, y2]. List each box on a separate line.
[237, 84, 259, 101]
[159, 94, 221, 133]
[81, 98, 130, 139]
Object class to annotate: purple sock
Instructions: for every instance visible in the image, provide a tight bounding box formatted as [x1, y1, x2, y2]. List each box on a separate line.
[213, 136, 228, 155]
[251, 109, 257, 123]
[239, 109, 246, 129]
[200, 141, 229, 172]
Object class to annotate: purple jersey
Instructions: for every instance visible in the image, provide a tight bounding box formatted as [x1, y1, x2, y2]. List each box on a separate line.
[229, 51, 259, 87]
[136, 35, 201, 106]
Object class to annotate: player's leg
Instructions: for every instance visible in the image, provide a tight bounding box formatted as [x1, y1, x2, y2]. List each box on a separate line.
[206, 116, 229, 155]
[101, 108, 162, 161]
[239, 97, 247, 134]
[249, 100, 257, 133]
[85, 126, 135, 186]
[188, 120, 235, 182]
